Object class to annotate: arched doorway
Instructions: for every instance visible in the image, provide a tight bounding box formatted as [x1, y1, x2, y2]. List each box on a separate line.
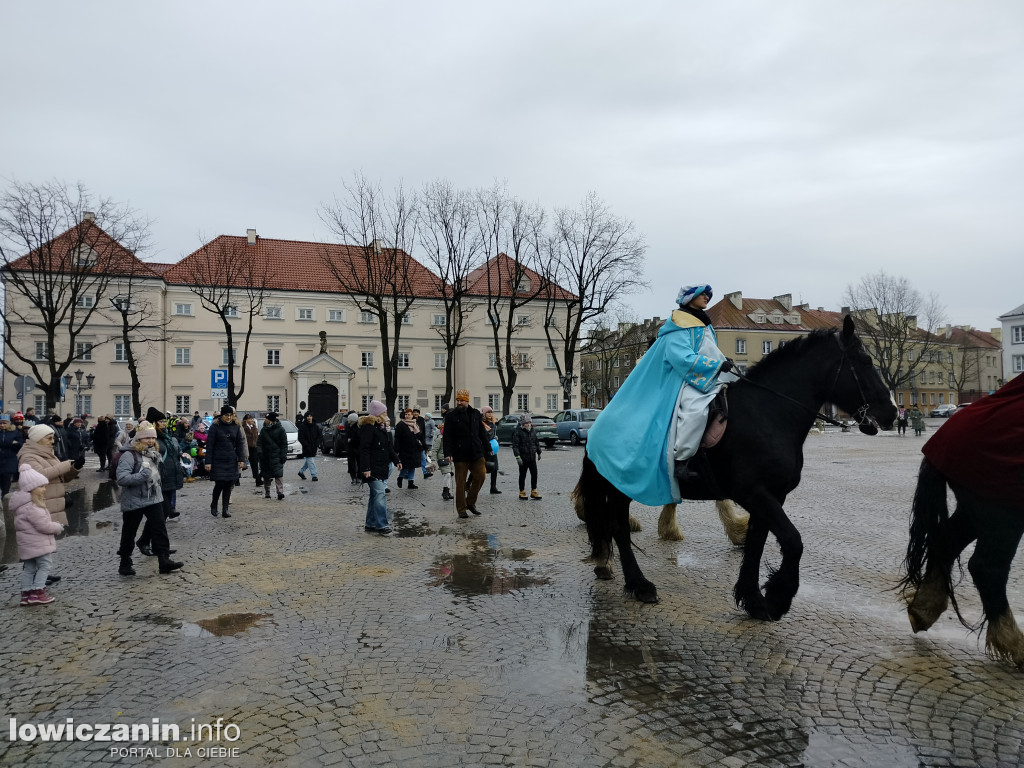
[308, 383, 338, 422]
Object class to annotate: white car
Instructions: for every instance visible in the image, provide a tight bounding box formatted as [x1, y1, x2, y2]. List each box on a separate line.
[258, 418, 301, 458]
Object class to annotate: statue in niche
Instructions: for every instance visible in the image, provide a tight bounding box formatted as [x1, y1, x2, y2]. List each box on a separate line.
[319, 330, 328, 354]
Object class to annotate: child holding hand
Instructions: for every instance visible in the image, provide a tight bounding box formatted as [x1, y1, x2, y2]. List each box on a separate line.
[12, 464, 64, 606]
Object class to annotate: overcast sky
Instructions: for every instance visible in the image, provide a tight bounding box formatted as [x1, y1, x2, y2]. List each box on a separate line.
[3, 1, 1022, 331]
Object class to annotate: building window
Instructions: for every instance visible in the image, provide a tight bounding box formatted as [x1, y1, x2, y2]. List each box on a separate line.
[361, 352, 374, 368]
[111, 296, 131, 311]
[396, 352, 410, 368]
[907, 349, 915, 362]
[114, 343, 127, 362]
[762, 341, 772, 354]
[432, 314, 447, 327]
[114, 395, 131, 418]
[74, 394, 92, 416]
[174, 303, 192, 316]
[76, 294, 95, 309]
[359, 311, 375, 323]
[223, 305, 239, 318]
[174, 347, 191, 365]
[328, 309, 346, 322]
[546, 354, 556, 369]
[1013, 326, 1024, 344]
[396, 395, 410, 411]
[434, 353, 447, 369]
[897, 392, 904, 406]
[267, 349, 281, 366]
[488, 394, 501, 410]
[516, 314, 531, 327]
[223, 348, 237, 366]
[35, 341, 50, 360]
[361, 395, 372, 411]
[297, 307, 314, 321]
[267, 395, 280, 412]
[613, 376, 620, 388]
[264, 305, 282, 319]
[175, 395, 191, 414]
[547, 394, 558, 411]
[401, 314, 412, 325]
[517, 394, 529, 411]
[514, 353, 531, 369]
[75, 342, 93, 361]
[1013, 355, 1024, 373]
[736, 339, 747, 354]
[488, 353, 498, 369]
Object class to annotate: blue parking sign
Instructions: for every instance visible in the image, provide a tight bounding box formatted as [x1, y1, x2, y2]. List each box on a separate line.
[211, 370, 228, 388]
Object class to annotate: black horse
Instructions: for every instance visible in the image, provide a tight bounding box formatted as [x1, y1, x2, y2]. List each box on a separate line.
[576, 315, 897, 621]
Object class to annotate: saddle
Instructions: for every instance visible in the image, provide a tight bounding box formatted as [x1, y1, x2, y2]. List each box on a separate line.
[700, 386, 728, 449]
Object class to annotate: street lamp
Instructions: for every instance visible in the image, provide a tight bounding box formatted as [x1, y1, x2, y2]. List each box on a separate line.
[64, 369, 94, 416]
[559, 372, 578, 408]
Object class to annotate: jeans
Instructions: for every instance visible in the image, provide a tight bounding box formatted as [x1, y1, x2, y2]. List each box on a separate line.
[398, 466, 417, 481]
[300, 456, 317, 478]
[21, 553, 54, 591]
[364, 478, 389, 530]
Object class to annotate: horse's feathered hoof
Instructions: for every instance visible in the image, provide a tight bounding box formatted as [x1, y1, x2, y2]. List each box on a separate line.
[627, 580, 659, 604]
[594, 565, 613, 580]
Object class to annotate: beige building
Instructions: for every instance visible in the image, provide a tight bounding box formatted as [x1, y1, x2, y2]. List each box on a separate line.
[2, 225, 579, 421]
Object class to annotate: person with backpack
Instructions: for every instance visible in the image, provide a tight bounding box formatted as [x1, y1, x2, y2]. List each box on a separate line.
[116, 421, 182, 576]
[135, 407, 185, 558]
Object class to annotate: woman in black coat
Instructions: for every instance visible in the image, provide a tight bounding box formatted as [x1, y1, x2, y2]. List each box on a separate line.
[394, 408, 424, 489]
[204, 406, 245, 518]
[297, 413, 320, 481]
[359, 401, 400, 534]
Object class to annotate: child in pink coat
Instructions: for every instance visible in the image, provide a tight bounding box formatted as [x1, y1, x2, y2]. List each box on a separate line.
[12, 463, 64, 606]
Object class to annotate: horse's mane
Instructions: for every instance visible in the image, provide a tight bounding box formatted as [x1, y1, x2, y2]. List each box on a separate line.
[745, 328, 837, 380]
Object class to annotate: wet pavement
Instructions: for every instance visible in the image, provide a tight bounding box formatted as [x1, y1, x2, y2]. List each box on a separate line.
[1, 422, 1023, 767]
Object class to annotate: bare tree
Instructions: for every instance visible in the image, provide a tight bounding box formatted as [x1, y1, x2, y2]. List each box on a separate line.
[543, 192, 647, 409]
[0, 179, 150, 412]
[843, 271, 946, 392]
[320, 173, 422, 418]
[184, 235, 274, 407]
[579, 311, 652, 406]
[475, 184, 548, 414]
[418, 179, 484, 405]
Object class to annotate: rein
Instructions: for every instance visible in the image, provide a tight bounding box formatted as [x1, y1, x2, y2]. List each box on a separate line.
[727, 332, 873, 429]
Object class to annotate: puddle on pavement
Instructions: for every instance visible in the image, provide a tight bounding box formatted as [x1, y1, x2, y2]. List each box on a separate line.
[62, 481, 121, 537]
[181, 613, 275, 638]
[803, 731, 918, 766]
[130, 614, 183, 629]
[392, 510, 434, 538]
[428, 533, 548, 596]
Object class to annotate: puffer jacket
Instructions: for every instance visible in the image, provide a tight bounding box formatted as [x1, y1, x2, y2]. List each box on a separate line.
[17, 440, 77, 525]
[511, 425, 542, 462]
[205, 420, 245, 482]
[258, 421, 289, 478]
[157, 431, 185, 491]
[298, 419, 320, 458]
[11, 490, 64, 560]
[358, 416, 399, 481]
[430, 428, 452, 475]
[0, 427, 25, 475]
[117, 448, 162, 512]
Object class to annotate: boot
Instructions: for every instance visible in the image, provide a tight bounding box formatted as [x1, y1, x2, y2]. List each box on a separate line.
[26, 589, 55, 605]
[674, 459, 699, 484]
[531, 489, 542, 500]
[158, 557, 184, 574]
[407, 481, 417, 489]
[490, 485, 502, 494]
[210, 503, 218, 516]
[519, 490, 528, 500]
[397, 477, 403, 488]
[298, 471, 306, 480]
[20, 590, 32, 606]
[442, 487, 452, 501]
[119, 557, 136, 576]
[221, 509, 231, 518]
[265, 488, 271, 499]
[277, 492, 285, 500]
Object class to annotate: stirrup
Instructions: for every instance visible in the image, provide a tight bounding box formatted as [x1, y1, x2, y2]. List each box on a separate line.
[674, 460, 700, 483]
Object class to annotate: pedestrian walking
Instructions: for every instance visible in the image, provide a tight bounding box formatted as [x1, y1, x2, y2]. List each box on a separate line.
[414, 409, 434, 480]
[395, 408, 423, 489]
[345, 412, 361, 485]
[511, 414, 543, 500]
[0, 414, 26, 499]
[481, 406, 501, 494]
[242, 414, 262, 486]
[204, 406, 246, 518]
[92, 415, 111, 471]
[909, 405, 925, 436]
[258, 412, 288, 500]
[115, 421, 183, 576]
[12, 464, 64, 606]
[359, 400, 400, 534]
[136, 407, 184, 557]
[897, 407, 908, 436]
[430, 419, 453, 501]
[442, 389, 492, 519]
[297, 412, 320, 481]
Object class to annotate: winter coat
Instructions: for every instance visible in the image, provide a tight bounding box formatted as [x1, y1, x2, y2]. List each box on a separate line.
[12, 491, 64, 560]
[511, 425, 542, 463]
[157, 431, 185, 491]
[0, 428, 25, 475]
[50, 425, 70, 461]
[909, 408, 925, 430]
[242, 419, 259, 450]
[205, 420, 245, 481]
[117, 447, 162, 511]
[17, 440, 77, 526]
[359, 416, 399, 481]
[430, 428, 452, 475]
[65, 425, 85, 466]
[442, 406, 491, 463]
[419, 416, 435, 447]
[298, 420, 320, 458]
[258, 421, 288, 478]
[394, 420, 424, 468]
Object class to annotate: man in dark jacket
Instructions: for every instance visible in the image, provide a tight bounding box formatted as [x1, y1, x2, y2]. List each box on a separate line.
[297, 412, 320, 481]
[442, 388, 492, 519]
[258, 412, 288, 500]
[359, 400, 400, 534]
[0, 414, 25, 498]
[92, 415, 112, 471]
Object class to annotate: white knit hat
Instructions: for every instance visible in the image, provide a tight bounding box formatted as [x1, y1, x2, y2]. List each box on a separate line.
[27, 424, 54, 443]
[18, 463, 49, 492]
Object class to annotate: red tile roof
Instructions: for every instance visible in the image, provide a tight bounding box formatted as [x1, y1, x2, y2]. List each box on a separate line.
[4, 220, 162, 279]
[945, 326, 1001, 349]
[465, 253, 577, 301]
[707, 295, 844, 332]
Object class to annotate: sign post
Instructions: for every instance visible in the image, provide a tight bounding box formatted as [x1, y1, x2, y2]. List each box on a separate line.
[211, 370, 228, 401]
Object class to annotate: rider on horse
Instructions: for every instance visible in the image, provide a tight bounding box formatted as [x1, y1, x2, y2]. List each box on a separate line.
[586, 284, 735, 507]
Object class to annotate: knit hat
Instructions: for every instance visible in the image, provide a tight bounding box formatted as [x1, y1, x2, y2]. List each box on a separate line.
[347, 412, 359, 424]
[440, 403, 451, 414]
[27, 424, 53, 443]
[369, 400, 387, 417]
[265, 412, 279, 422]
[520, 413, 533, 424]
[135, 420, 157, 440]
[220, 405, 235, 417]
[0, 414, 10, 422]
[12, 412, 24, 421]
[676, 285, 712, 306]
[480, 405, 492, 414]
[145, 406, 165, 423]
[456, 388, 470, 403]
[17, 464, 48, 493]
[424, 412, 433, 420]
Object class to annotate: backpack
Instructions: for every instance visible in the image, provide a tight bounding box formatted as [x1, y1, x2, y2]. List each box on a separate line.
[109, 448, 141, 483]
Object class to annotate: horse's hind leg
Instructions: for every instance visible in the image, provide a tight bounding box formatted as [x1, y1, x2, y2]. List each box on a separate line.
[657, 504, 683, 541]
[968, 507, 1024, 668]
[907, 508, 975, 632]
[607, 488, 658, 603]
[716, 499, 749, 546]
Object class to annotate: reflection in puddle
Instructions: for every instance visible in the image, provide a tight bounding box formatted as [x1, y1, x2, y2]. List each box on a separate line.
[392, 510, 434, 538]
[181, 613, 275, 638]
[429, 534, 547, 596]
[804, 731, 918, 766]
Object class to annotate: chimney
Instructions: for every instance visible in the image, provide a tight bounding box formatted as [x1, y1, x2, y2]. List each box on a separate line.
[246, 228, 258, 245]
[372, 239, 382, 255]
[841, 306, 850, 316]
[991, 328, 1002, 342]
[773, 294, 792, 312]
[82, 211, 96, 222]
[726, 291, 742, 310]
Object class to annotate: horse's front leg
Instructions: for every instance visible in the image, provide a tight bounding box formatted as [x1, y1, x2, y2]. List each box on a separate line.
[733, 510, 772, 620]
[735, 490, 803, 621]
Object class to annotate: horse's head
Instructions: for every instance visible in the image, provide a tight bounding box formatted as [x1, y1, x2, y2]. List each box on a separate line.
[832, 315, 898, 435]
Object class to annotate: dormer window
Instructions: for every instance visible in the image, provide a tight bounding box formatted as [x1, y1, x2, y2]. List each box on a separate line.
[74, 245, 97, 267]
[514, 275, 532, 294]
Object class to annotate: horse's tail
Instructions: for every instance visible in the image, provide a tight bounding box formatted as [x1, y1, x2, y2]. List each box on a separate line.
[899, 458, 965, 621]
[576, 451, 614, 563]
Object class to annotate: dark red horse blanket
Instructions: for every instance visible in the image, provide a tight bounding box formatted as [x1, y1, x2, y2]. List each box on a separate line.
[922, 375, 1024, 507]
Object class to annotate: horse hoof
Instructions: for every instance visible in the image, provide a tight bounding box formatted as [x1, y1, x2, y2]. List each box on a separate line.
[594, 566, 613, 580]
[628, 581, 659, 604]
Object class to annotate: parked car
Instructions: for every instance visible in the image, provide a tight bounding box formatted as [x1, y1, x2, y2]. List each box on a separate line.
[319, 411, 351, 455]
[257, 417, 301, 458]
[929, 404, 957, 418]
[553, 408, 602, 445]
[494, 414, 558, 449]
